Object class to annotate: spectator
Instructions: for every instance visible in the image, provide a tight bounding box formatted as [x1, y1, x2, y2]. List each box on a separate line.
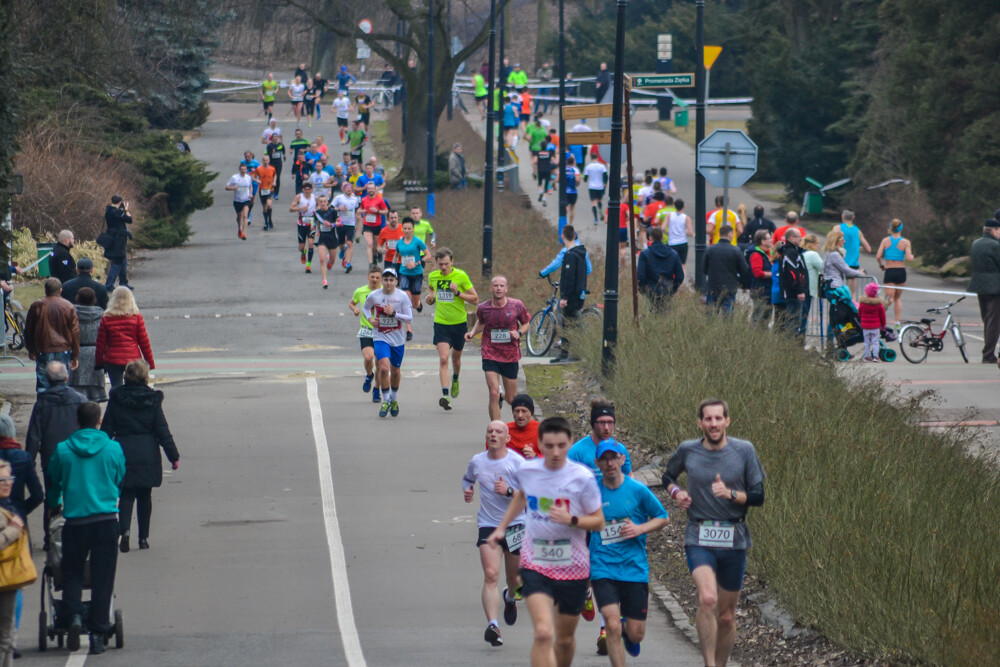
[0, 414, 44, 524]
[48, 230, 77, 284]
[25, 361, 85, 489]
[548, 225, 591, 363]
[738, 205, 776, 251]
[822, 228, 866, 290]
[703, 225, 749, 313]
[448, 143, 466, 190]
[858, 282, 886, 362]
[101, 360, 179, 553]
[0, 459, 28, 666]
[534, 61, 553, 114]
[102, 195, 133, 291]
[24, 278, 80, 392]
[775, 228, 809, 335]
[46, 402, 125, 655]
[637, 227, 684, 311]
[595, 62, 611, 102]
[968, 217, 1000, 364]
[69, 288, 108, 402]
[60, 258, 108, 310]
[747, 230, 774, 323]
[95, 287, 154, 390]
[801, 234, 825, 347]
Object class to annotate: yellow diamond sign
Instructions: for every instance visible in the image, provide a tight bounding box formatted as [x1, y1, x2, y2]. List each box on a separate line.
[704, 46, 723, 70]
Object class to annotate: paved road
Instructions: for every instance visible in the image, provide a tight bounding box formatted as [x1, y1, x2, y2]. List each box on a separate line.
[3, 102, 703, 665]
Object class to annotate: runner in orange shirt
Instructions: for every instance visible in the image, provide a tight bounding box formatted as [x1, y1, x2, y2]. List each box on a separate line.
[253, 155, 278, 231]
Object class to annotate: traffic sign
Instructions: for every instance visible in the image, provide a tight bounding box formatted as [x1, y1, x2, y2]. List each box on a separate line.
[358, 18, 373, 34]
[563, 131, 626, 146]
[357, 47, 371, 60]
[697, 129, 757, 188]
[627, 73, 694, 89]
[561, 103, 616, 120]
[704, 46, 723, 70]
[657, 33, 672, 60]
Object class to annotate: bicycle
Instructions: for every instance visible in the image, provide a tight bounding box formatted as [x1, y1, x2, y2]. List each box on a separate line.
[897, 296, 969, 364]
[526, 276, 602, 357]
[3, 294, 26, 351]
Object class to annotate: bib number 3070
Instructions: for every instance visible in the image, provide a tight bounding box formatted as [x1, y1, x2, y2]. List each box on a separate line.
[533, 539, 571, 566]
[697, 521, 734, 548]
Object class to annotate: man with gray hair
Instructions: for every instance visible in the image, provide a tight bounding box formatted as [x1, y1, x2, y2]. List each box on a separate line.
[24, 278, 80, 392]
[48, 230, 77, 284]
[449, 143, 466, 190]
[26, 361, 86, 486]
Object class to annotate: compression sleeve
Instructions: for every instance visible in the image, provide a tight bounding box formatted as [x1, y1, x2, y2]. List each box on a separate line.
[744, 482, 764, 507]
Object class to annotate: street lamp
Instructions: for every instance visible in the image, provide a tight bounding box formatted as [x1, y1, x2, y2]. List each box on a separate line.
[426, 0, 436, 216]
[483, 0, 497, 277]
[557, 0, 567, 240]
[694, 0, 707, 288]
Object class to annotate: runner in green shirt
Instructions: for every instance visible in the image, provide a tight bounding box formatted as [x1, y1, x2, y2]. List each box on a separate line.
[347, 120, 367, 162]
[261, 73, 279, 121]
[473, 68, 488, 118]
[409, 205, 436, 250]
[524, 118, 549, 178]
[424, 247, 479, 411]
[349, 266, 383, 404]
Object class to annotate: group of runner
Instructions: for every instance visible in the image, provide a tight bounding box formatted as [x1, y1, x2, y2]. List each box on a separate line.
[259, 66, 372, 132]
[463, 396, 765, 667]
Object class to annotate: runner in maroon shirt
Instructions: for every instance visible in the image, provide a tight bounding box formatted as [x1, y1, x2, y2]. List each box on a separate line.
[466, 275, 530, 421]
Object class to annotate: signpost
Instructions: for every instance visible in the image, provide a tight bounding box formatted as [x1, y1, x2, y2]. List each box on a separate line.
[697, 129, 758, 242]
[626, 73, 694, 88]
[703, 45, 722, 103]
[657, 33, 672, 61]
[561, 103, 615, 120]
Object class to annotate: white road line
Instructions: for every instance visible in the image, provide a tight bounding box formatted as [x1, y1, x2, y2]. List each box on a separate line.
[305, 378, 367, 666]
[64, 636, 90, 667]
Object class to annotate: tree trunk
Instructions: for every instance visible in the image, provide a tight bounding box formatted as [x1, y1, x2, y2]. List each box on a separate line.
[535, 0, 549, 68]
[398, 60, 454, 182]
[312, 0, 340, 78]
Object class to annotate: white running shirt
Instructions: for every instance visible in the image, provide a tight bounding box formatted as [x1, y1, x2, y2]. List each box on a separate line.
[584, 162, 608, 190]
[227, 174, 253, 203]
[462, 450, 525, 528]
[333, 97, 351, 119]
[362, 288, 413, 348]
[296, 193, 317, 224]
[289, 83, 305, 102]
[668, 212, 689, 245]
[262, 126, 281, 142]
[332, 193, 359, 226]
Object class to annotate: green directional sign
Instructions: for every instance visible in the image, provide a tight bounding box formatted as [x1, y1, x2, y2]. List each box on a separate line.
[627, 73, 694, 88]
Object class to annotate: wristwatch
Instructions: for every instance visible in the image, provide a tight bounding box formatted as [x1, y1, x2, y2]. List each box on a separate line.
[570, 515, 579, 526]
[505, 487, 514, 497]
[730, 489, 738, 501]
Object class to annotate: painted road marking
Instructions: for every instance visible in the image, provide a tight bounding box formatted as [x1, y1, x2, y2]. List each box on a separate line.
[64, 635, 90, 666]
[920, 420, 1000, 427]
[306, 378, 366, 667]
[892, 379, 1000, 385]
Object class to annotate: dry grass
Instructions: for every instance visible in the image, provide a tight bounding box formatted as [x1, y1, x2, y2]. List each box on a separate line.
[11, 229, 110, 280]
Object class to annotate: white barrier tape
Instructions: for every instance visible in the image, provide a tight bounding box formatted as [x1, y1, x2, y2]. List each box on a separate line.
[876, 284, 974, 298]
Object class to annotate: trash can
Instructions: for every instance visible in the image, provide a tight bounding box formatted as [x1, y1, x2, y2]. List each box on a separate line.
[36, 243, 55, 278]
[674, 107, 688, 128]
[805, 192, 824, 214]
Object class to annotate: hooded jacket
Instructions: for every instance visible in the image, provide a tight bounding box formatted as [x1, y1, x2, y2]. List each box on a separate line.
[102, 383, 179, 489]
[0, 437, 44, 521]
[46, 428, 125, 519]
[26, 383, 86, 467]
[858, 296, 887, 330]
[637, 241, 684, 296]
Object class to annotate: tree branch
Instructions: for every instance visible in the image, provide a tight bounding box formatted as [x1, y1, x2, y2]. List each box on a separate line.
[452, 0, 512, 66]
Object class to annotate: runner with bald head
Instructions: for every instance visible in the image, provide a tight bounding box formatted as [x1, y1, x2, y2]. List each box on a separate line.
[462, 420, 526, 647]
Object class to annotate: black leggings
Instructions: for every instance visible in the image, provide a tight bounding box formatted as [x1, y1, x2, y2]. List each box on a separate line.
[119, 487, 153, 539]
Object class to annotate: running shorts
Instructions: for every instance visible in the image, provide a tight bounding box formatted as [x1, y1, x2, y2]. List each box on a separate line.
[304, 99, 316, 115]
[359, 336, 374, 350]
[336, 225, 355, 246]
[297, 225, 314, 244]
[337, 117, 349, 127]
[520, 113, 530, 123]
[618, 228, 628, 244]
[566, 192, 578, 206]
[262, 99, 273, 110]
[482, 359, 518, 380]
[259, 191, 272, 205]
[398, 274, 423, 295]
[233, 200, 250, 213]
[589, 187, 606, 201]
[685, 546, 747, 592]
[476, 525, 522, 554]
[433, 322, 467, 351]
[883, 268, 906, 284]
[317, 231, 339, 249]
[538, 170, 552, 187]
[373, 340, 405, 367]
[591, 579, 649, 620]
[519, 568, 589, 616]
[359, 114, 370, 126]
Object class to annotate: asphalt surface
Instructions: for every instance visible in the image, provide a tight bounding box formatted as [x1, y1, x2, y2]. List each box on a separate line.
[3, 102, 704, 665]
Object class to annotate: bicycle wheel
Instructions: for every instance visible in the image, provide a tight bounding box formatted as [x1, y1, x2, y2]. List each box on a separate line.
[10, 311, 25, 350]
[898, 324, 928, 364]
[951, 325, 969, 363]
[579, 307, 603, 333]
[526, 309, 556, 357]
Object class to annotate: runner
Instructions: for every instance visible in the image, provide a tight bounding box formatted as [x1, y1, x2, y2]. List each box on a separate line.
[362, 267, 413, 418]
[562, 156, 582, 225]
[462, 420, 525, 647]
[253, 155, 277, 231]
[289, 128, 311, 195]
[589, 441, 670, 666]
[289, 182, 317, 272]
[288, 75, 305, 127]
[360, 181, 388, 265]
[312, 72, 327, 120]
[395, 218, 427, 323]
[507, 394, 539, 458]
[355, 162, 385, 194]
[313, 195, 338, 288]
[353, 90, 374, 132]
[487, 417, 605, 667]
[347, 119, 367, 164]
[410, 205, 436, 250]
[425, 248, 478, 411]
[473, 65, 488, 119]
[336, 65, 357, 95]
[225, 163, 253, 240]
[261, 118, 281, 145]
[378, 211, 405, 269]
[265, 133, 286, 201]
[303, 78, 318, 127]
[240, 151, 261, 226]
[466, 276, 530, 420]
[536, 138, 555, 207]
[309, 162, 332, 201]
[584, 158, 609, 226]
[524, 117, 548, 179]
[661, 398, 766, 667]
[260, 72, 278, 121]
[502, 94, 520, 151]
[332, 181, 360, 274]
[332, 90, 351, 144]
[348, 265, 383, 404]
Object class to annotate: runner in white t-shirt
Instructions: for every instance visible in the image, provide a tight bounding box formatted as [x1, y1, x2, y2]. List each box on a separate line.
[463, 421, 526, 648]
[488, 417, 604, 667]
[225, 163, 253, 240]
[289, 183, 317, 272]
[583, 161, 609, 225]
[332, 90, 352, 144]
[331, 181, 360, 273]
[288, 75, 305, 127]
[261, 119, 282, 145]
[362, 267, 413, 418]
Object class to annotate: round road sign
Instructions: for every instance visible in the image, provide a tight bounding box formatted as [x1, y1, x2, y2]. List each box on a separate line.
[358, 19, 373, 34]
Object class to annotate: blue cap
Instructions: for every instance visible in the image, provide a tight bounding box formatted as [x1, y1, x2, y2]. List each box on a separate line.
[595, 439, 626, 460]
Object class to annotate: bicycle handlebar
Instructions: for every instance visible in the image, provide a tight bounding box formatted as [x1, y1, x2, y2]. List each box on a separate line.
[925, 295, 966, 313]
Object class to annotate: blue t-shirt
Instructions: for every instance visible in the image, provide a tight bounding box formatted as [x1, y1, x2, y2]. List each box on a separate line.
[337, 72, 356, 91]
[589, 477, 668, 582]
[503, 103, 520, 127]
[394, 236, 427, 276]
[356, 173, 385, 191]
[568, 435, 632, 482]
[840, 223, 861, 266]
[564, 166, 580, 195]
[304, 151, 322, 167]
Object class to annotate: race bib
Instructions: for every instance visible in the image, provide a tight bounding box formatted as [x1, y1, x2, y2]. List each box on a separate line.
[378, 314, 399, 329]
[357, 326, 373, 338]
[533, 539, 572, 567]
[436, 289, 455, 302]
[505, 525, 525, 552]
[402, 255, 417, 269]
[600, 520, 628, 545]
[365, 213, 377, 224]
[237, 186, 250, 198]
[260, 189, 272, 196]
[490, 329, 512, 343]
[697, 521, 734, 548]
[386, 239, 398, 250]
[299, 217, 314, 227]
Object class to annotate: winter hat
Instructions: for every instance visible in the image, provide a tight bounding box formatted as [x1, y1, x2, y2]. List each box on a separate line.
[510, 394, 535, 414]
[864, 282, 879, 298]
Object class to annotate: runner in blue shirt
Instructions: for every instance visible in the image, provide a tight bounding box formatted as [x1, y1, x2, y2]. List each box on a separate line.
[562, 156, 582, 225]
[355, 163, 385, 193]
[589, 440, 669, 663]
[568, 399, 633, 482]
[395, 218, 427, 317]
[336, 65, 357, 93]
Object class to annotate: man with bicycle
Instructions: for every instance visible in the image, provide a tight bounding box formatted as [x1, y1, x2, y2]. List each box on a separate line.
[539, 225, 591, 363]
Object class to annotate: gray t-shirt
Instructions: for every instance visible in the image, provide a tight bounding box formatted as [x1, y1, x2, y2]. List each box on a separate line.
[663, 437, 766, 550]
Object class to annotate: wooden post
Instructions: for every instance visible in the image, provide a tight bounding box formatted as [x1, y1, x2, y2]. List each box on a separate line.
[624, 85, 638, 323]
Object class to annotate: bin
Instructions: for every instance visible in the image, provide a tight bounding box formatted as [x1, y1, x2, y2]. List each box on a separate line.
[674, 108, 688, 128]
[497, 164, 519, 193]
[805, 192, 824, 214]
[36, 243, 55, 278]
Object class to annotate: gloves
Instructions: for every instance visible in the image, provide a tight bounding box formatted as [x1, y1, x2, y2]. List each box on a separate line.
[171, 461, 179, 470]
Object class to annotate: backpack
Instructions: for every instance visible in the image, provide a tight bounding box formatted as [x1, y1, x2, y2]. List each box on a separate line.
[740, 246, 758, 290]
[778, 245, 807, 296]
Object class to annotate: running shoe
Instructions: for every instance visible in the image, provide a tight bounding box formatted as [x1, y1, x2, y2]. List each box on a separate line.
[273, 195, 279, 201]
[363, 374, 373, 393]
[305, 264, 312, 274]
[484, 623, 503, 647]
[389, 400, 399, 417]
[322, 280, 328, 289]
[538, 193, 543, 202]
[596, 628, 607, 655]
[345, 263, 352, 274]
[542, 198, 547, 207]
[372, 387, 381, 402]
[439, 396, 452, 411]
[406, 330, 413, 342]
[378, 401, 390, 418]
[622, 619, 640, 657]
[502, 588, 517, 626]
[339, 247, 345, 260]
[301, 252, 307, 265]
[327, 256, 334, 270]
[514, 585, 523, 601]
[416, 303, 423, 313]
[582, 594, 596, 621]
[237, 230, 242, 239]
[450, 378, 460, 398]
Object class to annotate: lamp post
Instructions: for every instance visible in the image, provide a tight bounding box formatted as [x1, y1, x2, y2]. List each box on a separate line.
[496, 2, 506, 185]
[426, 0, 436, 216]
[482, 0, 497, 277]
[557, 0, 567, 240]
[694, 0, 707, 288]
[601, 0, 627, 375]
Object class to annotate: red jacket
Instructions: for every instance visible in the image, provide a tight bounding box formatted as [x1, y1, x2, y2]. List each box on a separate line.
[857, 297, 886, 331]
[95, 314, 155, 368]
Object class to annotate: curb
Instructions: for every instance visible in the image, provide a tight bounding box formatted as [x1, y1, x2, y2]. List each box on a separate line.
[650, 581, 700, 646]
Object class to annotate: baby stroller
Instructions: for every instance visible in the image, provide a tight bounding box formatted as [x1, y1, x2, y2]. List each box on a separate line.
[38, 514, 123, 651]
[825, 282, 897, 362]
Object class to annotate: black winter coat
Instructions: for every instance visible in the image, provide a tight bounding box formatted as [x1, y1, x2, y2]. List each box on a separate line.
[101, 382, 179, 489]
[48, 242, 77, 284]
[26, 384, 87, 468]
[103, 205, 133, 261]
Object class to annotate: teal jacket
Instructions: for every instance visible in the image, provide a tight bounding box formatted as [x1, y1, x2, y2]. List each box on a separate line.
[47, 428, 125, 519]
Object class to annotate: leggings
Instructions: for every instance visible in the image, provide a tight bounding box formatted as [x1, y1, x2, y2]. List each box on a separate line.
[862, 329, 880, 360]
[119, 487, 153, 539]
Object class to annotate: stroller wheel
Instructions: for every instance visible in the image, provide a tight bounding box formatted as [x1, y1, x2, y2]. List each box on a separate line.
[114, 608, 124, 649]
[835, 349, 851, 362]
[38, 611, 47, 652]
[880, 348, 897, 362]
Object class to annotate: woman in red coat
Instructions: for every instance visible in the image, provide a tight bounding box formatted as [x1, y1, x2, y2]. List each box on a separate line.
[95, 287, 154, 388]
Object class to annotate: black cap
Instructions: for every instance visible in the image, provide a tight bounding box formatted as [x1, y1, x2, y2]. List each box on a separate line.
[993, 208, 1000, 221]
[986, 219, 1000, 229]
[77, 258, 94, 270]
[590, 404, 615, 426]
[510, 394, 534, 414]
